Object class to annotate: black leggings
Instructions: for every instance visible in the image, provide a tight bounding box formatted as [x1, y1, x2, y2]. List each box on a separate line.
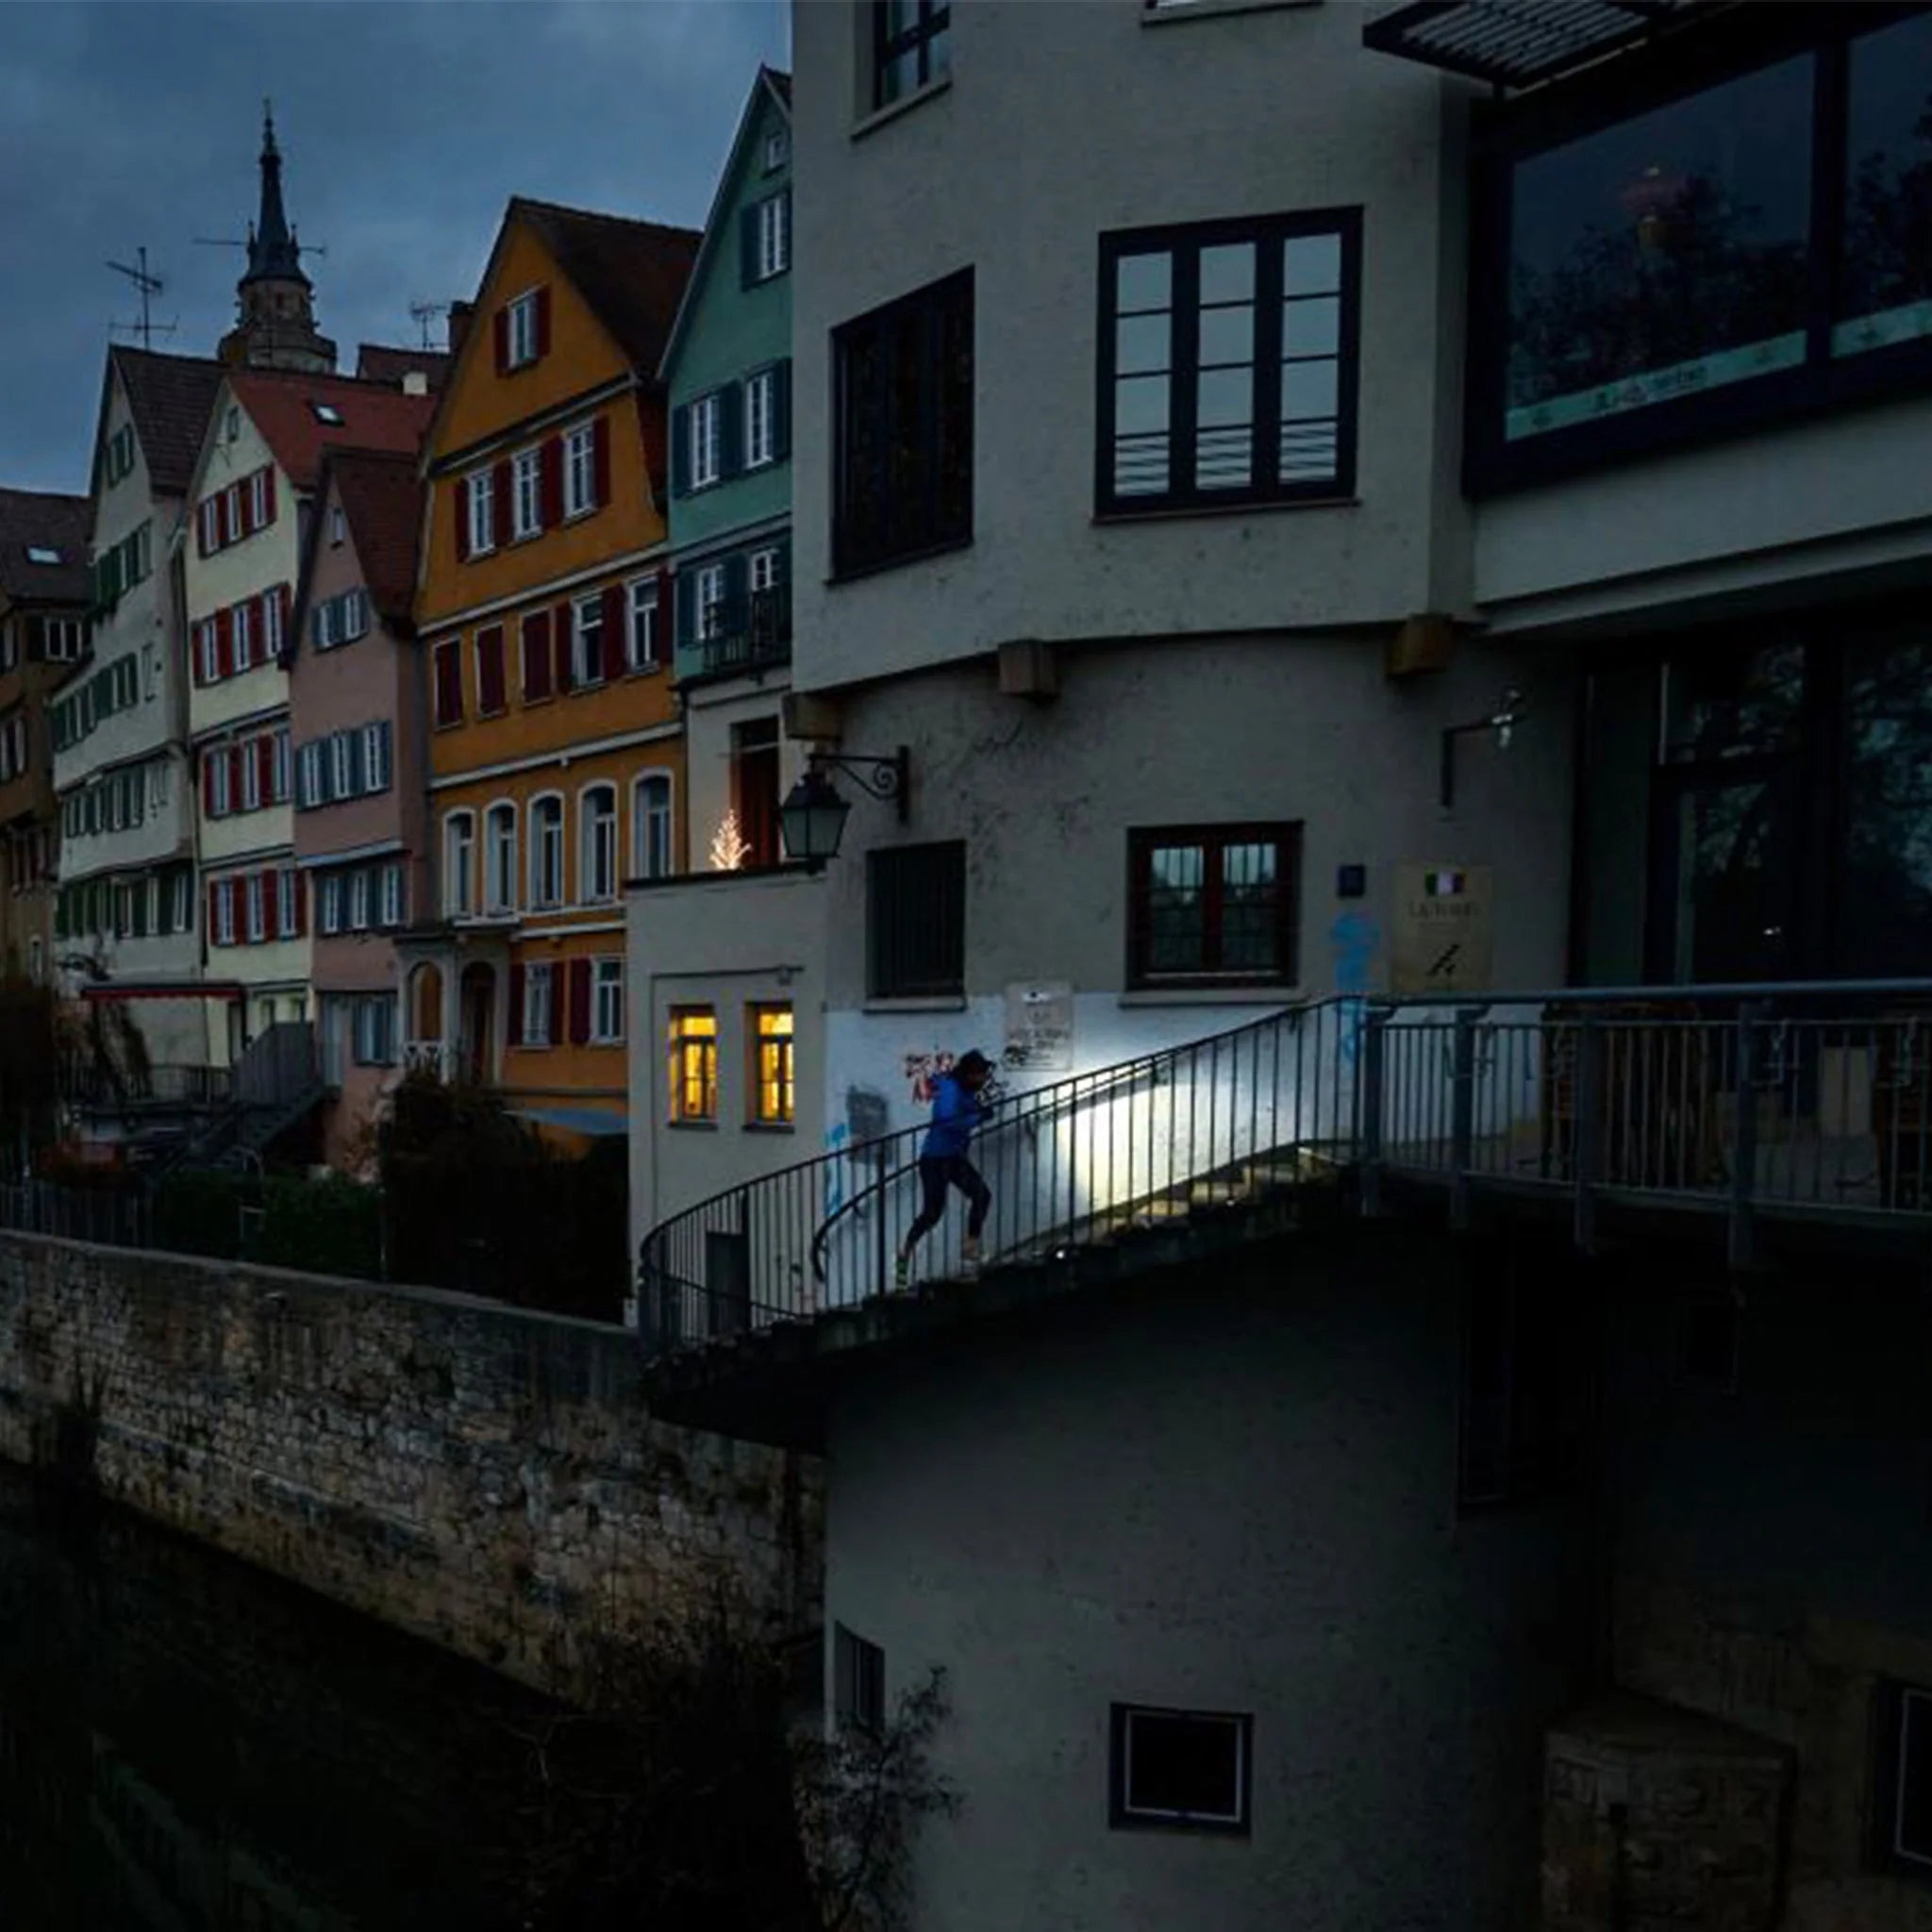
[906, 1155, 991, 1247]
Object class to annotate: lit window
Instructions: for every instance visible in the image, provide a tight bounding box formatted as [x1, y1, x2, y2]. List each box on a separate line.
[512, 448, 542, 539]
[750, 1004, 794, 1124]
[592, 957, 625, 1043]
[667, 1008, 718, 1122]
[564, 422, 596, 517]
[25, 546, 60, 566]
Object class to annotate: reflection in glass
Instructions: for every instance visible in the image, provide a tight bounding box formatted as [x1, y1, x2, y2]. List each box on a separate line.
[1843, 634, 1932, 973]
[1663, 640, 1804, 763]
[1117, 314, 1170, 375]
[1672, 775, 1794, 983]
[1200, 244, 1255, 304]
[1284, 233, 1341, 297]
[1221, 842, 1279, 973]
[1148, 845, 1206, 973]
[1507, 56, 1813, 441]
[1118, 252, 1173, 313]
[1837, 15, 1932, 358]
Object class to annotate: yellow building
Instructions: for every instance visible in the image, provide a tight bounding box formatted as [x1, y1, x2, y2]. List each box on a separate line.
[403, 199, 698, 1142]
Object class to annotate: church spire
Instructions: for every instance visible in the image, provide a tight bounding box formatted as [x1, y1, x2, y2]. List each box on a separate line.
[243, 99, 308, 288]
[219, 101, 336, 374]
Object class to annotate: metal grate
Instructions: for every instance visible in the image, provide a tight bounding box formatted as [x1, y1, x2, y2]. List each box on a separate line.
[1361, 0, 1710, 90]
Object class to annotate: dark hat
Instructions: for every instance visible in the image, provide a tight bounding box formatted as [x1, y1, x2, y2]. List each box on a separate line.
[956, 1049, 991, 1077]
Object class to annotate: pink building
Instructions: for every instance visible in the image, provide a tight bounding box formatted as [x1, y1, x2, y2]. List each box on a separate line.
[288, 449, 429, 1168]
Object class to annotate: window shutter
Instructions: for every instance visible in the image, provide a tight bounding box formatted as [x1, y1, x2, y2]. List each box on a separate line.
[553, 603, 575, 693]
[657, 567, 675, 649]
[256, 592, 273, 664]
[493, 308, 510, 375]
[202, 757, 217, 816]
[535, 285, 553, 358]
[719, 381, 744, 477]
[773, 359, 792, 461]
[292, 872, 307, 937]
[226, 877, 244, 941]
[455, 483, 471, 564]
[670, 406, 691, 498]
[724, 552, 750, 639]
[741, 206, 759, 289]
[524, 612, 553, 700]
[277, 584, 292, 652]
[241, 478, 257, 538]
[263, 468, 276, 525]
[195, 504, 208, 559]
[477, 625, 506, 712]
[591, 415, 611, 508]
[348, 729, 366, 797]
[568, 958, 592, 1045]
[216, 608, 235, 678]
[540, 438, 564, 528]
[208, 880, 224, 941]
[508, 963, 526, 1046]
[601, 586, 625, 681]
[492, 461, 512, 541]
[675, 569, 693, 650]
[227, 747, 244, 807]
[256, 739, 274, 802]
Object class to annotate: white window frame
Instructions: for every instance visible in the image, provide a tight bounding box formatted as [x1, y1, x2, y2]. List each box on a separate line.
[172, 871, 192, 933]
[625, 577, 659, 671]
[320, 874, 344, 935]
[264, 584, 284, 657]
[690, 393, 722, 490]
[330, 732, 353, 800]
[573, 594, 605, 688]
[507, 290, 541, 369]
[524, 961, 555, 1047]
[745, 369, 776, 469]
[443, 811, 476, 918]
[343, 588, 370, 642]
[591, 957, 625, 1043]
[511, 447, 542, 539]
[757, 191, 791, 280]
[209, 752, 232, 817]
[485, 801, 519, 913]
[360, 722, 388, 793]
[249, 470, 269, 529]
[233, 599, 254, 671]
[240, 737, 262, 812]
[380, 861, 404, 928]
[529, 793, 566, 909]
[197, 620, 219, 685]
[215, 880, 237, 945]
[563, 422, 596, 518]
[763, 128, 789, 174]
[750, 545, 782, 594]
[273, 727, 291, 803]
[349, 869, 371, 933]
[580, 784, 618, 904]
[277, 869, 298, 940]
[696, 562, 727, 642]
[466, 470, 494, 554]
[634, 772, 674, 881]
[329, 505, 346, 546]
[298, 741, 324, 808]
[246, 873, 267, 943]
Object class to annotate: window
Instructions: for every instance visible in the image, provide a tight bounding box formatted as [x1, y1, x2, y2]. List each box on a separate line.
[486, 804, 518, 912]
[214, 878, 237, 945]
[635, 774, 673, 880]
[833, 1624, 885, 1733]
[696, 562, 727, 642]
[564, 423, 596, 518]
[1108, 1706, 1252, 1835]
[297, 741, 324, 808]
[872, 0, 951, 110]
[1473, 17, 1932, 490]
[667, 1008, 718, 1122]
[626, 578, 659, 671]
[530, 795, 565, 908]
[329, 505, 345, 546]
[233, 599, 255, 671]
[581, 785, 618, 902]
[1098, 211, 1359, 514]
[245, 873, 267, 943]
[171, 869, 192, 934]
[573, 595, 605, 688]
[764, 128, 789, 174]
[208, 750, 232, 817]
[444, 811, 475, 917]
[330, 732, 354, 801]
[42, 619, 83, 663]
[320, 873, 344, 936]
[592, 958, 625, 1043]
[240, 736, 262, 811]
[749, 1004, 794, 1124]
[523, 961, 554, 1047]
[310, 402, 344, 426]
[512, 448, 542, 539]
[750, 546, 782, 594]
[433, 639, 463, 727]
[380, 861, 405, 928]
[1872, 1680, 1932, 1873]
[360, 722, 390, 793]
[690, 392, 722, 490]
[867, 841, 965, 998]
[353, 994, 396, 1067]
[756, 191, 791, 281]
[745, 369, 777, 468]
[466, 470, 495, 555]
[249, 470, 269, 529]
[1127, 824, 1300, 989]
[277, 869, 299, 940]
[833, 269, 974, 577]
[507, 291, 541, 369]
[263, 583, 285, 658]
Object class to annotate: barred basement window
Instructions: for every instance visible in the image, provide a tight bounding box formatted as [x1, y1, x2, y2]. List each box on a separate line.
[1874, 1680, 1932, 1874]
[833, 1624, 885, 1733]
[867, 841, 965, 999]
[1109, 1705, 1252, 1834]
[1127, 823, 1300, 989]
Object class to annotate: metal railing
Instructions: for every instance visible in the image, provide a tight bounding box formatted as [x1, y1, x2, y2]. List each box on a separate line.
[0, 1180, 152, 1248]
[60, 1064, 233, 1111]
[638, 982, 1932, 1357]
[695, 587, 791, 679]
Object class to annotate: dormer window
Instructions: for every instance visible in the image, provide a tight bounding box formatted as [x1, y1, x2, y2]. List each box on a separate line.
[25, 546, 61, 566]
[508, 291, 541, 369]
[310, 402, 344, 426]
[329, 506, 346, 546]
[225, 406, 242, 441]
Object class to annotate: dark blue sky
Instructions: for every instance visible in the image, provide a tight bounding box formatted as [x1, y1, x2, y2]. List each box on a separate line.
[0, 1, 789, 494]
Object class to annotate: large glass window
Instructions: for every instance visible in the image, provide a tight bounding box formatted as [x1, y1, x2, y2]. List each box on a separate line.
[872, 0, 950, 111]
[1839, 12, 1932, 360]
[668, 1008, 718, 1123]
[1099, 212, 1359, 513]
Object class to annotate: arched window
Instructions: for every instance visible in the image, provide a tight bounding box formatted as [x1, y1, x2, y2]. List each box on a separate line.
[581, 785, 618, 903]
[634, 773, 674, 881]
[442, 810, 475, 918]
[485, 803, 518, 913]
[530, 795, 565, 909]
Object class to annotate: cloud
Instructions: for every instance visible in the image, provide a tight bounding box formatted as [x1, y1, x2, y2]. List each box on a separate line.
[0, 0, 788, 494]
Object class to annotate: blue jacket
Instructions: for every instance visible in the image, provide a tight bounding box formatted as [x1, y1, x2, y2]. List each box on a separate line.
[921, 1073, 988, 1160]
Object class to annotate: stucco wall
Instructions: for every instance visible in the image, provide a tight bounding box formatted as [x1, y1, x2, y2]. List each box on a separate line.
[0, 1229, 819, 1700]
[823, 1225, 1595, 1932]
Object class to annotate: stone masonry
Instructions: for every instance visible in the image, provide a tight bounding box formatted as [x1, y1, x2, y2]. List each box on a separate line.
[0, 1231, 820, 1698]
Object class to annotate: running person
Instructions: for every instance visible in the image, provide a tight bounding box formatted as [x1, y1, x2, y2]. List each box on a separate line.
[896, 1050, 995, 1286]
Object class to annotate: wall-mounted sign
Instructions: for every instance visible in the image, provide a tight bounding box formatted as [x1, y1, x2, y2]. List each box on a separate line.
[1004, 981, 1074, 1072]
[1391, 865, 1493, 994]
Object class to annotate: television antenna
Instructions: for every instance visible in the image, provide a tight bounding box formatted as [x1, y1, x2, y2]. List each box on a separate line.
[106, 249, 176, 349]
[408, 300, 453, 350]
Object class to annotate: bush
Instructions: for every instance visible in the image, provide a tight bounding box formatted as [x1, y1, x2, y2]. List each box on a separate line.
[151, 1168, 382, 1278]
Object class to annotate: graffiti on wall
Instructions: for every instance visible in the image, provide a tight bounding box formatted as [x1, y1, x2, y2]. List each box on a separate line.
[904, 1049, 957, 1106]
[1329, 908, 1381, 1067]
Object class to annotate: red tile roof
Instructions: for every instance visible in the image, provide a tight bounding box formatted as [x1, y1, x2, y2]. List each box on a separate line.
[327, 449, 424, 629]
[227, 369, 436, 493]
[110, 346, 226, 497]
[0, 488, 92, 606]
[510, 198, 700, 375]
[355, 342, 453, 391]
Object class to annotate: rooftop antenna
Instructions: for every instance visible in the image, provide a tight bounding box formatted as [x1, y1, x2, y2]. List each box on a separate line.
[408, 300, 453, 351]
[106, 249, 175, 349]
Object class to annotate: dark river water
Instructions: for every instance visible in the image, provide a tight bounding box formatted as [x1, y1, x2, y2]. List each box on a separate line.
[0, 1464, 553, 1931]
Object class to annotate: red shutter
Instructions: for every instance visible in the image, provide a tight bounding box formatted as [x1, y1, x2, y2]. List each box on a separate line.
[540, 438, 563, 528]
[216, 608, 234, 678]
[263, 468, 276, 525]
[225, 489, 240, 545]
[257, 592, 274, 664]
[227, 747, 244, 807]
[656, 568, 674, 658]
[552, 603, 573, 693]
[454, 482, 471, 564]
[256, 739, 274, 801]
[493, 308, 510, 375]
[292, 871, 307, 937]
[508, 963, 526, 1046]
[591, 415, 611, 508]
[240, 481, 256, 538]
[260, 870, 277, 939]
[208, 880, 224, 941]
[492, 461, 511, 541]
[434, 641, 461, 726]
[568, 958, 591, 1045]
[478, 625, 506, 713]
[202, 755, 217, 815]
[523, 613, 553, 701]
[601, 586, 625, 681]
[279, 582, 292, 643]
[226, 877, 243, 941]
[535, 286, 553, 358]
[196, 503, 209, 559]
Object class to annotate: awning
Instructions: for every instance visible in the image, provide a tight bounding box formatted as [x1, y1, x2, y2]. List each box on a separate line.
[1361, 0, 1709, 90]
[510, 1106, 629, 1139]
[81, 980, 244, 1002]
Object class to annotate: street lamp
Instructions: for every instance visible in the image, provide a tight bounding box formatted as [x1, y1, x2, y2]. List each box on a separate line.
[1439, 688, 1526, 812]
[779, 746, 910, 864]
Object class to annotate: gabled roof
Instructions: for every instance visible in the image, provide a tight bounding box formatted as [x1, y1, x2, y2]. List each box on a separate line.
[510, 197, 701, 374]
[0, 488, 92, 607]
[108, 346, 226, 497]
[224, 368, 437, 494]
[330, 449, 424, 629]
[658, 66, 792, 385]
[355, 342, 453, 391]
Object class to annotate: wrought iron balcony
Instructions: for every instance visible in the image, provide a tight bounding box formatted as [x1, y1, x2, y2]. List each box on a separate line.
[638, 984, 1932, 1367]
[61, 1063, 233, 1112]
[694, 586, 791, 681]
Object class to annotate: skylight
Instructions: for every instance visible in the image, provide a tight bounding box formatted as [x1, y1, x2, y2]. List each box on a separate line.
[25, 546, 62, 565]
[310, 402, 345, 425]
